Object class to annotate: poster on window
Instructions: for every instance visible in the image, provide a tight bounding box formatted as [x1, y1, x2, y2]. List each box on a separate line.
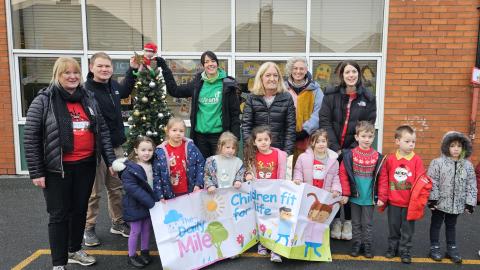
[150, 181, 340, 270]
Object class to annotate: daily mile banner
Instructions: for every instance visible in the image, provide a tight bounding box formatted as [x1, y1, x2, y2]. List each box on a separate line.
[150, 180, 341, 270]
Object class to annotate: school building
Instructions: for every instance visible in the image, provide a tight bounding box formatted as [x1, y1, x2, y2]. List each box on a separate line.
[0, 0, 478, 175]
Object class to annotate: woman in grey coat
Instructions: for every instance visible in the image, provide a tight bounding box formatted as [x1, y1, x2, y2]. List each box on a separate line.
[427, 131, 477, 264]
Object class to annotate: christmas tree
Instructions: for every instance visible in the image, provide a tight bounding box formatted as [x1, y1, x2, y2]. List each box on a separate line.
[126, 57, 172, 152]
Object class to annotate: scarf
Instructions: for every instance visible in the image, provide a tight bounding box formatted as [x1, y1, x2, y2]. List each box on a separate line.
[52, 85, 89, 153]
[288, 76, 312, 94]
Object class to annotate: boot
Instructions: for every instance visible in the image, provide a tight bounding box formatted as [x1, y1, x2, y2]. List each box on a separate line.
[446, 245, 462, 264]
[400, 249, 411, 264]
[350, 241, 362, 257]
[364, 243, 374, 258]
[385, 244, 397, 259]
[429, 245, 442, 261]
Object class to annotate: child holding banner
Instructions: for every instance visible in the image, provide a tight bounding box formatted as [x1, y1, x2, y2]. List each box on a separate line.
[293, 128, 342, 197]
[153, 117, 205, 200]
[113, 136, 158, 268]
[204, 131, 245, 192]
[339, 121, 385, 259]
[243, 125, 287, 262]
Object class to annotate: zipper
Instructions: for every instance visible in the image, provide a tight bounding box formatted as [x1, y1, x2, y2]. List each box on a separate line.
[452, 161, 457, 211]
[372, 155, 388, 204]
[49, 93, 65, 178]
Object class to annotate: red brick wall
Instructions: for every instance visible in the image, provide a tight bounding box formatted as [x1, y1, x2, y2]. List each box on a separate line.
[0, 0, 15, 175]
[384, 0, 480, 166]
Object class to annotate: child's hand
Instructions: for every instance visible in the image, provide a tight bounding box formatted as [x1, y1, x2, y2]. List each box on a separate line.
[340, 196, 349, 204]
[332, 191, 340, 198]
[193, 186, 201, 192]
[465, 205, 474, 214]
[293, 179, 302, 185]
[428, 200, 437, 210]
[207, 186, 216, 194]
[233, 181, 242, 189]
[245, 172, 254, 181]
[160, 199, 166, 204]
[377, 200, 384, 207]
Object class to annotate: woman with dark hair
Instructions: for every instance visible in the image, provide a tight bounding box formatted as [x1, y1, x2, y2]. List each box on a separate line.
[156, 51, 241, 159]
[24, 57, 116, 270]
[319, 60, 377, 241]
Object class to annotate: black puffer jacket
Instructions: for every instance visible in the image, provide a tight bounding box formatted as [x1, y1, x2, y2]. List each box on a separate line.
[24, 85, 116, 179]
[84, 69, 136, 148]
[242, 92, 296, 155]
[159, 61, 241, 141]
[319, 85, 376, 152]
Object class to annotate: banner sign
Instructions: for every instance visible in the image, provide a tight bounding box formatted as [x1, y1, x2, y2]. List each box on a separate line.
[150, 180, 341, 270]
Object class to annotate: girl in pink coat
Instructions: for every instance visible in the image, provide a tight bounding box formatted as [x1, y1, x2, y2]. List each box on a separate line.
[293, 129, 342, 197]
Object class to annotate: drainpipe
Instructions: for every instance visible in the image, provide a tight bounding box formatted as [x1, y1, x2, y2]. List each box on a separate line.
[469, 7, 480, 141]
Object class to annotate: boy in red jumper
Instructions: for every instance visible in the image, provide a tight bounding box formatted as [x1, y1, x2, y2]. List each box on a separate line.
[377, 125, 425, 264]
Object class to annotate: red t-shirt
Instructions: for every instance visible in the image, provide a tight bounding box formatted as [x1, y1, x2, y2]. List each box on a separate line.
[255, 149, 278, 180]
[339, 92, 358, 148]
[166, 141, 188, 194]
[63, 102, 94, 162]
[312, 159, 326, 188]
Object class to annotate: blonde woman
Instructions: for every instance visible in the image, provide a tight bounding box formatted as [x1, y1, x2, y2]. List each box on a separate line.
[242, 62, 296, 155]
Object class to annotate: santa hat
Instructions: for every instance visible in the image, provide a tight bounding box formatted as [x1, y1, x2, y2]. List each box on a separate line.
[144, 42, 157, 53]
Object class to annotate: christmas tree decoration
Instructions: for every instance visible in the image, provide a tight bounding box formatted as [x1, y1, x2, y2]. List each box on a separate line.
[125, 44, 172, 152]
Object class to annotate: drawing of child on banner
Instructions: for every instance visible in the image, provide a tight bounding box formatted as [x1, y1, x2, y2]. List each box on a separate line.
[303, 193, 334, 257]
[275, 207, 294, 245]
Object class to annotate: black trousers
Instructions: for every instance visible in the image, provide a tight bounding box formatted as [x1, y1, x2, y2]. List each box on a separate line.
[430, 209, 459, 246]
[43, 159, 96, 266]
[194, 132, 222, 159]
[387, 205, 415, 252]
[335, 201, 352, 220]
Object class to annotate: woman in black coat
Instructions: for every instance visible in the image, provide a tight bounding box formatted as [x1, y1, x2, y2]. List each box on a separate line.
[242, 62, 296, 155]
[24, 57, 116, 270]
[318, 60, 376, 241]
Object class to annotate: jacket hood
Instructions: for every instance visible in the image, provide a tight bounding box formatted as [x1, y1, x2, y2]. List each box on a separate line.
[440, 131, 472, 159]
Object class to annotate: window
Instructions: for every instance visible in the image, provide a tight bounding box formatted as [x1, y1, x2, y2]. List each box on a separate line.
[236, 0, 306, 52]
[161, 0, 231, 52]
[86, 0, 157, 51]
[310, 0, 384, 52]
[311, 60, 378, 94]
[11, 0, 82, 50]
[19, 57, 82, 117]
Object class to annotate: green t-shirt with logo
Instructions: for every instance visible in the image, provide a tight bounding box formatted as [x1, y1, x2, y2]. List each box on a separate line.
[195, 68, 226, 134]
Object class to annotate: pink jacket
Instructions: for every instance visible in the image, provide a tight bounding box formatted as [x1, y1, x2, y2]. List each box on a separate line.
[293, 148, 342, 194]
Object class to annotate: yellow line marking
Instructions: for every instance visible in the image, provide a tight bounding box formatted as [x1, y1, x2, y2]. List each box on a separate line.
[11, 249, 480, 269]
[11, 249, 50, 270]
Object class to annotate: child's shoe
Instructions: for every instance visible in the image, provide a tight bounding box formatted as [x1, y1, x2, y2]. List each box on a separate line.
[350, 241, 362, 257]
[446, 245, 462, 264]
[429, 245, 442, 261]
[127, 255, 146, 269]
[52, 266, 67, 270]
[270, 252, 282, 263]
[364, 243, 373, 258]
[385, 244, 397, 258]
[257, 244, 268, 256]
[341, 220, 352, 240]
[139, 250, 151, 265]
[330, 218, 342, 239]
[400, 250, 412, 264]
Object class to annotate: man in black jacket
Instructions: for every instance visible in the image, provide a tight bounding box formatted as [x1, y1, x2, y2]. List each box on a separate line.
[83, 52, 139, 246]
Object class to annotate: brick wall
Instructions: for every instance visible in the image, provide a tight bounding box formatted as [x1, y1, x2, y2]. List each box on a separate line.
[0, 0, 15, 175]
[384, 0, 480, 165]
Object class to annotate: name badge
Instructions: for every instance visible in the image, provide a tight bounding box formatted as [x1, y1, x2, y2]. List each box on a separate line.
[73, 121, 90, 130]
[358, 101, 366, 107]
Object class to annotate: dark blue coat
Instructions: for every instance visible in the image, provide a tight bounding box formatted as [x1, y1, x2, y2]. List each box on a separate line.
[121, 160, 158, 222]
[153, 138, 205, 200]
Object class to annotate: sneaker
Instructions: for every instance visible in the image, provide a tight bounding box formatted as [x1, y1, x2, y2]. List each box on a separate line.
[257, 244, 268, 256]
[429, 245, 442, 261]
[385, 244, 397, 259]
[350, 241, 362, 257]
[84, 227, 100, 247]
[53, 266, 67, 270]
[446, 245, 462, 264]
[330, 218, 342, 239]
[127, 255, 146, 269]
[400, 250, 412, 264]
[68, 250, 96, 266]
[341, 220, 352, 240]
[270, 252, 282, 263]
[110, 222, 130, 237]
[139, 250, 151, 265]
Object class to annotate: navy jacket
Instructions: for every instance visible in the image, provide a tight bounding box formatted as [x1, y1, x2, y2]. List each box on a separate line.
[121, 160, 158, 222]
